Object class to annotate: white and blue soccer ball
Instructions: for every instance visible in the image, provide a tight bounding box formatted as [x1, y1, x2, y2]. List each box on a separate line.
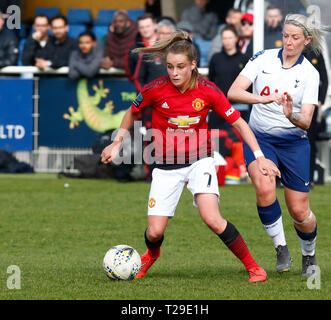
[103, 245, 141, 280]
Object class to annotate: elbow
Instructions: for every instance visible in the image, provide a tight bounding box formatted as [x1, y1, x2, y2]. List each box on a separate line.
[227, 88, 234, 101]
[303, 124, 310, 131]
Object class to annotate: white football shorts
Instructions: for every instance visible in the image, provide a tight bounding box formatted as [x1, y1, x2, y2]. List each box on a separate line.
[147, 157, 220, 217]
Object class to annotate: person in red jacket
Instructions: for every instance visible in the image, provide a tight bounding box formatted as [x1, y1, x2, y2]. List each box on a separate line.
[101, 10, 138, 70]
[101, 30, 281, 283]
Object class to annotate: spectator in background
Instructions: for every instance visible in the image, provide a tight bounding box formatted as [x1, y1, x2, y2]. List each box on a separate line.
[134, 18, 176, 94]
[125, 13, 158, 92]
[209, 25, 248, 118]
[35, 14, 77, 70]
[238, 12, 254, 58]
[101, 10, 138, 70]
[176, 20, 200, 67]
[264, 5, 283, 50]
[0, 9, 18, 67]
[208, 24, 250, 182]
[22, 14, 51, 66]
[179, 0, 218, 40]
[208, 8, 243, 63]
[68, 31, 103, 80]
[145, 0, 161, 20]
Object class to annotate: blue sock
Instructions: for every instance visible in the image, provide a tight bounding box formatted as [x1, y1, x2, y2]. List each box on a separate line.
[257, 199, 282, 225]
[257, 199, 286, 247]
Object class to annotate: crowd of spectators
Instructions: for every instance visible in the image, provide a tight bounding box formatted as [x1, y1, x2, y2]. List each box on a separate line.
[0, 2, 329, 184]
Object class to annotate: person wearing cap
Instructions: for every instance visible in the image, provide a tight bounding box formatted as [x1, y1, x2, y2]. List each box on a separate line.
[0, 9, 19, 67]
[179, 0, 218, 41]
[238, 12, 254, 58]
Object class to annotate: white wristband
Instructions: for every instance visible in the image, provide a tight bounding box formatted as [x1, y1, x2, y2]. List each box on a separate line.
[254, 150, 264, 159]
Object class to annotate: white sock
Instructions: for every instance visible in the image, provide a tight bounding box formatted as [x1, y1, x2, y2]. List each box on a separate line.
[299, 237, 317, 256]
[263, 216, 286, 248]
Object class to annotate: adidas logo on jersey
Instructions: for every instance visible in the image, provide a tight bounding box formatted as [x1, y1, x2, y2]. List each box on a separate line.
[161, 102, 170, 109]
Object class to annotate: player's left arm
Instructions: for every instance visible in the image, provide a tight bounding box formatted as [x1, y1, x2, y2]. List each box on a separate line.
[282, 94, 315, 131]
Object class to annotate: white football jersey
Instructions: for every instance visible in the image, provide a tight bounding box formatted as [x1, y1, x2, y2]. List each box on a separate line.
[240, 48, 319, 137]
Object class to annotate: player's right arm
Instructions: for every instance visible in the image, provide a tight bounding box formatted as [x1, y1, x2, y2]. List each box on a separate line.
[227, 50, 282, 105]
[101, 108, 137, 164]
[101, 85, 154, 164]
[227, 75, 282, 105]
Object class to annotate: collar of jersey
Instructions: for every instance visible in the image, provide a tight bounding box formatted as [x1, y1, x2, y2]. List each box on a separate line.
[278, 48, 304, 68]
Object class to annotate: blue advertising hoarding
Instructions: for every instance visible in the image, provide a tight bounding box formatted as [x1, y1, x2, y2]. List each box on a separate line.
[0, 79, 33, 151]
[38, 77, 136, 148]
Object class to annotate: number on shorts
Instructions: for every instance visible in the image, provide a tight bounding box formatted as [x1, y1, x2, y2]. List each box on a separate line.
[204, 172, 212, 187]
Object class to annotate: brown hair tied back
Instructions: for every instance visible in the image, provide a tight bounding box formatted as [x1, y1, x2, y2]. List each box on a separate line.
[132, 30, 199, 90]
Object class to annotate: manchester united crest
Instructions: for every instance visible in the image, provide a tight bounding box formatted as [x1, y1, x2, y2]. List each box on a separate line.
[192, 98, 205, 111]
[149, 198, 156, 208]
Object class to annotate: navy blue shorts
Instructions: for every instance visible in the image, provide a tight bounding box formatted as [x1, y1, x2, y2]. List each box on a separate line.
[244, 131, 310, 192]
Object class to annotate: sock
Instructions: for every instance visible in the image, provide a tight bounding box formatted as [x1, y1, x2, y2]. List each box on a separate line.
[144, 229, 163, 258]
[257, 199, 286, 248]
[218, 221, 259, 271]
[294, 225, 317, 256]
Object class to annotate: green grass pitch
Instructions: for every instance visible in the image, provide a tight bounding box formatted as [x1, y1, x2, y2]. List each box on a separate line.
[0, 174, 330, 300]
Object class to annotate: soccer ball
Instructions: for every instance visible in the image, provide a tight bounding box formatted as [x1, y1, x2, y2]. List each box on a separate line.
[103, 245, 141, 280]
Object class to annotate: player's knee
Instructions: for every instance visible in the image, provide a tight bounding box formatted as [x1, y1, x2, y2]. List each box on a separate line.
[147, 226, 165, 242]
[203, 215, 226, 234]
[291, 209, 314, 225]
[255, 183, 275, 202]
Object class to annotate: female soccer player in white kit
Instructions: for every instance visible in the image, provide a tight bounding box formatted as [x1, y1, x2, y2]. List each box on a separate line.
[228, 14, 326, 276]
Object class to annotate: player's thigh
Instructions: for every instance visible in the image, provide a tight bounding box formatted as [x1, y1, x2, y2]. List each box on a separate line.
[277, 141, 310, 192]
[247, 160, 277, 205]
[186, 157, 220, 206]
[284, 186, 310, 219]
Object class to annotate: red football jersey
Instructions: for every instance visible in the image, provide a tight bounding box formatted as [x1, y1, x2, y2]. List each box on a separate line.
[131, 76, 241, 164]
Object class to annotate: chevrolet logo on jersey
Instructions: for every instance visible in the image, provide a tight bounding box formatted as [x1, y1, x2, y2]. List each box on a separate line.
[168, 116, 201, 128]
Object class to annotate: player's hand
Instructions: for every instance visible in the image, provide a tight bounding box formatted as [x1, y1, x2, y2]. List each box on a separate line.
[282, 93, 293, 119]
[256, 157, 281, 178]
[101, 141, 121, 164]
[260, 92, 283, 105]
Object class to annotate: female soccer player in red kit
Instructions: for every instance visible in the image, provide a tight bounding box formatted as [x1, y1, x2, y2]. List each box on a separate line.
[101, 31, 280, 282]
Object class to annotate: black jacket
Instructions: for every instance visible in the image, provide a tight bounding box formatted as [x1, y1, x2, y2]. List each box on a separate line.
[209, 49, 248, 97]
[264, 23, 283, 50]
[22, 37, 51, 66]
[208, 49, 249, 130]
[304, 50, 329, 105]
[0, 28, 18, 67]
[36, 35, 77, 69]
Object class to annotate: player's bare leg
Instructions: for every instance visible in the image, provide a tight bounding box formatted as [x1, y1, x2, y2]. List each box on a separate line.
[284, 187, 318, 277]
[248, 161, 292, 273]
[135, 216, 168, 279]
[196, 193, 267, 283]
